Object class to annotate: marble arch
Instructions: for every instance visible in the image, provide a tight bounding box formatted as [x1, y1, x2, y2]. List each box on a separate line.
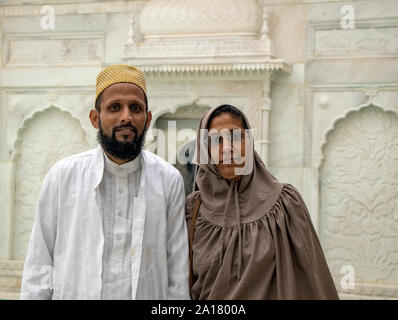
[318, 104, 398, 299]
[318, 103, 398, 172]
[12, 106, 90, 259]
[12, 104, 89, 159]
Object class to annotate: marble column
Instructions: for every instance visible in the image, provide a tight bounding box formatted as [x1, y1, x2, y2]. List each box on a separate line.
[259, 75, 272, 166]
[0, 94, 15, 259]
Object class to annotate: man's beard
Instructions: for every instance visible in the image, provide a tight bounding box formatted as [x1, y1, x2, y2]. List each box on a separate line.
[97, 119, 147, 161]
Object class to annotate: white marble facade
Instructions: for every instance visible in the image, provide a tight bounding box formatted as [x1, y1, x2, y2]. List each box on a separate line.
[0, 0, 397, 300]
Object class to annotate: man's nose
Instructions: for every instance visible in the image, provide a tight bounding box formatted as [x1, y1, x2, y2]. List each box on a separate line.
[120, 105, 133, 122]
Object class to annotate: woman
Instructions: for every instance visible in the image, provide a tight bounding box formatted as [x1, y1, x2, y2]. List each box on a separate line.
[186, 104, 339, 299]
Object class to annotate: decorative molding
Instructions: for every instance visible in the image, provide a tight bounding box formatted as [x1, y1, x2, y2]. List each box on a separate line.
[259, 0, 364, 4]
[0, 259, 23, 293]
[318, 103, 398, 170]
[304, 86, 312, 168]
[150, 101, 212, 125]
[123, 39, 278, 66]
[4, 32, 104, 67]
[249, 83, 264, 142]
[260, 6, 270, 40]
[0, 1, 146, 17]
[0, 276, 21, 290]
[260, 77, 272, 164]
[318, 95, 330, 109]
[363, 86, 379, 105]
[307, 18, 398, 62]
[0, 0, 365, 15]
[120, 62, 291, 77]
[309, 83, 398, 92]
[0, 94, 6, 161]
[308, 83, 398, 170]
[3, 87, 97, 153]
[302, 167, 310, 211]
[140, 0, 262, 38]
[338, 282, 398, 299]
[0, 259, 23, 274]
[12, 104, 89, 159]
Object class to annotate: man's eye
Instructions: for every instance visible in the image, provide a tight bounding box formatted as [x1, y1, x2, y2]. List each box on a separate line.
[109, 104, 119, 111]
[131, 104, 141, 112]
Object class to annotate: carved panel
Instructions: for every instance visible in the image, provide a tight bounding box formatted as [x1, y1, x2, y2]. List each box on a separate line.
[0, 259, 23, 294]
[320, 106, 398, 298]
[13, 107, 89, 259]
[5, 33, 104, 66]
[140, 0, 262, 36]
[307, 19, 398, 61]
[0, 2, 145, 17]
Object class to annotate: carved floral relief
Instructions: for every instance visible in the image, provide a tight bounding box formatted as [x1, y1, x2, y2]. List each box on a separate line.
[13, 107, 89, 258]
[320, 106, 398, 297]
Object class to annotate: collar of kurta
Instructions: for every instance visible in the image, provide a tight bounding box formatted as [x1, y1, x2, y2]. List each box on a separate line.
[92, 145, 154, 190]
[103, 151, 141, 176]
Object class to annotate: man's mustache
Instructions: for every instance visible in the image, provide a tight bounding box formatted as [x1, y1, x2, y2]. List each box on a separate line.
[112, 123, 138, 135]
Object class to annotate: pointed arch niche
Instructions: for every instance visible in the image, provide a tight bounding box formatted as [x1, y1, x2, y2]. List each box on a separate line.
[149, 104, 210, 195]
[151, 104, 210, 162]
[12, 106, 89, 259]
[319, 105, 398, 299]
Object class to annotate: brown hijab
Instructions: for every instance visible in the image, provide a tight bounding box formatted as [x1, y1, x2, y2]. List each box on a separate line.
[186, 105, 339, 300]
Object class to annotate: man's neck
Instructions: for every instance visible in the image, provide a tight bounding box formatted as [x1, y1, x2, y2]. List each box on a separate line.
[104, 150, 137, 165]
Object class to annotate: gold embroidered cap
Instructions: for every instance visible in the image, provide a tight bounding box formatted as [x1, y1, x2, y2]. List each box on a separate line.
[95, 64, 147, 100]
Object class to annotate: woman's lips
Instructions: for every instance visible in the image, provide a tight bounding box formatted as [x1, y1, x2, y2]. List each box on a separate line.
[219, 159, 244, 165]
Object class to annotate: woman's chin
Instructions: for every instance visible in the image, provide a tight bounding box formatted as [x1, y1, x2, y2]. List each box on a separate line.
[218, 165, 241, 180]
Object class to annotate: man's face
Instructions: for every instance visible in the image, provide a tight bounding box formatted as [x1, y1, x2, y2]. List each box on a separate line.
[89, 82, 152, 163]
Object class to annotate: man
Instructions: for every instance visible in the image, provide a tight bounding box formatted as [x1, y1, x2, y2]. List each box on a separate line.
[21, 64, 190, 300]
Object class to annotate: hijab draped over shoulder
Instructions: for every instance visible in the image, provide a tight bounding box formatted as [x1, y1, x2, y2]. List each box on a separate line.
[186, 105, 339, 300]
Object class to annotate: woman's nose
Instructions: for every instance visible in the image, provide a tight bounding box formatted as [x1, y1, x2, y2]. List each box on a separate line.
[221, 141, 233, 158]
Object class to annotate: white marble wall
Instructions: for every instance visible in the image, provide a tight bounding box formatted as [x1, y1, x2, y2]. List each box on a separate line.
[266, 0, 398, 299]
[0, 0, 397, 299]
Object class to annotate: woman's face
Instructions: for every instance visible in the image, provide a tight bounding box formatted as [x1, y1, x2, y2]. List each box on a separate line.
[208, 112, 247, 180]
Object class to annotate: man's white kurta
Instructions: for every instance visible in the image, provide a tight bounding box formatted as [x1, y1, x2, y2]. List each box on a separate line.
[20, 145, 190, 300]
[99, 152, 141, 300]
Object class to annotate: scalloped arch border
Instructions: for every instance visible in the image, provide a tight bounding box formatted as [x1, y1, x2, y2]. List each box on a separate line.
[150, 100, 212, 128]
[317, 102, 398, 172]
[12, 104, 90, 161]
[147, 101, 211, 156]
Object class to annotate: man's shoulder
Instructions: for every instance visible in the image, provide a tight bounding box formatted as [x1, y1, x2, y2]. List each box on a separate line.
[49, 148, 97, 174]
[142, 150, 181, 178]
[142, 150, 178, 172]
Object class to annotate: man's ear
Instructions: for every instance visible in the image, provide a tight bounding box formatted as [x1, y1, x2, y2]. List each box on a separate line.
[89, 109, 99, 129]
[145, 110, 152, 130]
